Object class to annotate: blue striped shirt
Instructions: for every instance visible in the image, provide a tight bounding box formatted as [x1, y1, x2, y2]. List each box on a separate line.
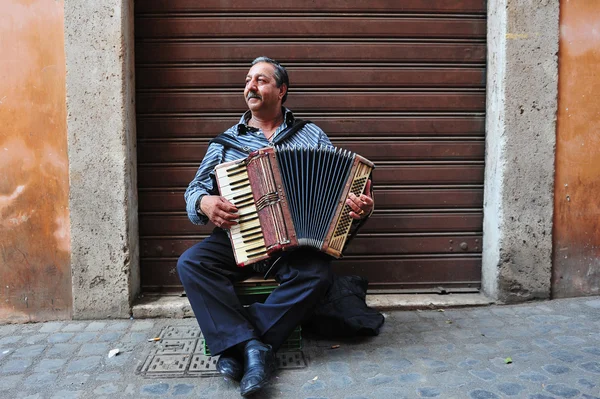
[185, 108, 333, 225]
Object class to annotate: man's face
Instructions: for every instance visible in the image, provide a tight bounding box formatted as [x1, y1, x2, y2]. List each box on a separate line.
[244, 62, 286, 114]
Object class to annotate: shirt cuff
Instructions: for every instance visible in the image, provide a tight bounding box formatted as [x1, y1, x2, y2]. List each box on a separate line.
[186, 191, 209, 225]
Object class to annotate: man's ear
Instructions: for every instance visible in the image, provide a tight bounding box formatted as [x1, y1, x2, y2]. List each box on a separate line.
[279, 84, 287, 100]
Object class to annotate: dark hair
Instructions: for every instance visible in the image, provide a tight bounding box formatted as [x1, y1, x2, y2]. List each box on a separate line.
[251, 56, 289, 104]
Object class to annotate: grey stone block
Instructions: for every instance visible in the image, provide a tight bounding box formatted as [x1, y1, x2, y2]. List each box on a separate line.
[46, 343, 80, 357]
[140, 382, 170, 396]
[48, 333, 75, 343]
[77, 342, 109, 357]
[34, 359, 66, 373]
[0, 335, 23, 346]
[65, 356, 102, 373]
[0, 374, 23, 391]
[544, 383, 580, 398]
[84, 322, 107, 332]
[38, 322, 64, 333]
[12, 345, 46, 358]
[24, 372, 58, 387]
[1, 359, 32, 374]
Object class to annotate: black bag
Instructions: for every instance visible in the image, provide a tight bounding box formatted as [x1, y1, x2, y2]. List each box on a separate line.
[302, 274, 385, 338]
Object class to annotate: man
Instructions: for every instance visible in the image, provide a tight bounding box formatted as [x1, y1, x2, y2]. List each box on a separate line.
[177, 56, 374, 397]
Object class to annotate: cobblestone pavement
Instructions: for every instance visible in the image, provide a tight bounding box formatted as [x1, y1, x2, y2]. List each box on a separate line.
[1, 296, 599, 399]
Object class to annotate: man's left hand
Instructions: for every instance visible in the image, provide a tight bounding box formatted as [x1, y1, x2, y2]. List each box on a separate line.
[346, 179, 374, 220]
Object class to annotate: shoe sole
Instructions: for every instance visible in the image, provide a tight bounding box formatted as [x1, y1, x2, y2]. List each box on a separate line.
[240, 379, 269, 397]
[217, 367, 242, 382]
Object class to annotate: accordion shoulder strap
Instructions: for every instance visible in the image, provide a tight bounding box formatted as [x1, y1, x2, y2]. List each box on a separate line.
[272, 119, 310, 145]
[208, 119, 311, 153]
[208, 135, 250, 153]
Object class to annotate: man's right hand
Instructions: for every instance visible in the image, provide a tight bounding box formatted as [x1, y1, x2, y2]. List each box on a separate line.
[200, 196, 239, 229]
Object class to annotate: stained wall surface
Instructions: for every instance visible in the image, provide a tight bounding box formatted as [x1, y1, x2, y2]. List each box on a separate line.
[0, 0, 71, 322]
[553, 0, 600, 297]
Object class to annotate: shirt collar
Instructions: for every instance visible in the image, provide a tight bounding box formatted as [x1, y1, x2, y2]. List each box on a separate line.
[235, 107, 295, 136]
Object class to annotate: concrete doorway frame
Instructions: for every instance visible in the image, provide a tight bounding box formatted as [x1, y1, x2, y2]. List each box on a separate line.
[65, 1, 559, 318]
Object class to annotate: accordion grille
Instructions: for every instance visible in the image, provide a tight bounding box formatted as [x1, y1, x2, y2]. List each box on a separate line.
[327, 162, 372, 254]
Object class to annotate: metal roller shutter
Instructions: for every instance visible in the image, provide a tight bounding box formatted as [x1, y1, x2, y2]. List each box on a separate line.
[135, 0, 486, 294]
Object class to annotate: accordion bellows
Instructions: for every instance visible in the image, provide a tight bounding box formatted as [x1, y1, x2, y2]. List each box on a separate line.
[215, 145, 374, 267]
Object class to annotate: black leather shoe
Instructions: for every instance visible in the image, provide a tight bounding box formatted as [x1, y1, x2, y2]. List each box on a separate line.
[239, 339, 276, 397]
[216, 350, 243, 382]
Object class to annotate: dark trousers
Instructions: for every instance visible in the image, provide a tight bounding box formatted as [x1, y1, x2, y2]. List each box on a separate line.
[177, 228, 333, 355]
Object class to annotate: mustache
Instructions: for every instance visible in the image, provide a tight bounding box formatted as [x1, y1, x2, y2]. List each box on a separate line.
[246, 92, 262, 100]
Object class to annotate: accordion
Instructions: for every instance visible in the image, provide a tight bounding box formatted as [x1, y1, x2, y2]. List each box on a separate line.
[214, 145, 374, 267]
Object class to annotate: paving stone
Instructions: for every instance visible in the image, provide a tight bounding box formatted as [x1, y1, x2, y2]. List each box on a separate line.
[357, 362, 380, 376]
[544, 383, 580, 398]
[96, 371, 123, 381]
[584, 299, 600, 309]
[518, 371, 549, 382]
[469, 368, 497, 381]
[140, 382, 170, 396]
[554, 335, 587, 346]
[327, 361, 350, 373]
[65, 356, 102, 373]
[97, 332, 123, 342]
[131, 320, 155, 331]
[397, 373, 426, 384]
[581, 347, 600, 356]
[457, 358, 480, 369]
[77, 342, 109, 356]
[24, 372, 58, 387]
[59, 373, 90, 387]
[172, 383, 195, 396]
[417, 387, 441, 397]
[47, 333, 75, 343]
[0, 335, 23, 345]
[71, 332, 98, 343]
[533, 338, 557, 349]
[420, 358, 450, 372]
[579, 361, 600, 374]
[529, 394, 556, 399]
[84, 322, 107, 332]
[39, 322, 64, 333]
[0, 374, 24, 391]
[469, 389, 500, 399]
[330, 375, 354, 388]
[34, 358, 66, 373]
[12, 345, 46, 358]
[50, 390, 82, 399]
[366, 373, 393, 386]
[0, 324, 19, 337]
[61, 323, 87, 332]
[385, 358, 412, 371]
[46, 343, 80, 357]
[543, 364, 571, 375]
[550, 350, 585, 363]
[23, 334, 49, 345]
[497, 382, 526, 396]
[106, 321, 132, 331]
[2, 359, 32, 374]
[94, 383, 120, 395]
[578, 378, 596, 389]
[122, 332, 149, 343]
[105, 351, 131, 368]
[302, 380, 326, 392]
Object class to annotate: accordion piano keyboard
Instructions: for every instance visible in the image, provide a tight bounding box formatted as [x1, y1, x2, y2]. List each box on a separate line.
[216, 161, 268, 265]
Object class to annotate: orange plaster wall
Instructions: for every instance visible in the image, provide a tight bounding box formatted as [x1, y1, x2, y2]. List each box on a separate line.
[0, 0, 71, 321]
[552, 1, 600, 297]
